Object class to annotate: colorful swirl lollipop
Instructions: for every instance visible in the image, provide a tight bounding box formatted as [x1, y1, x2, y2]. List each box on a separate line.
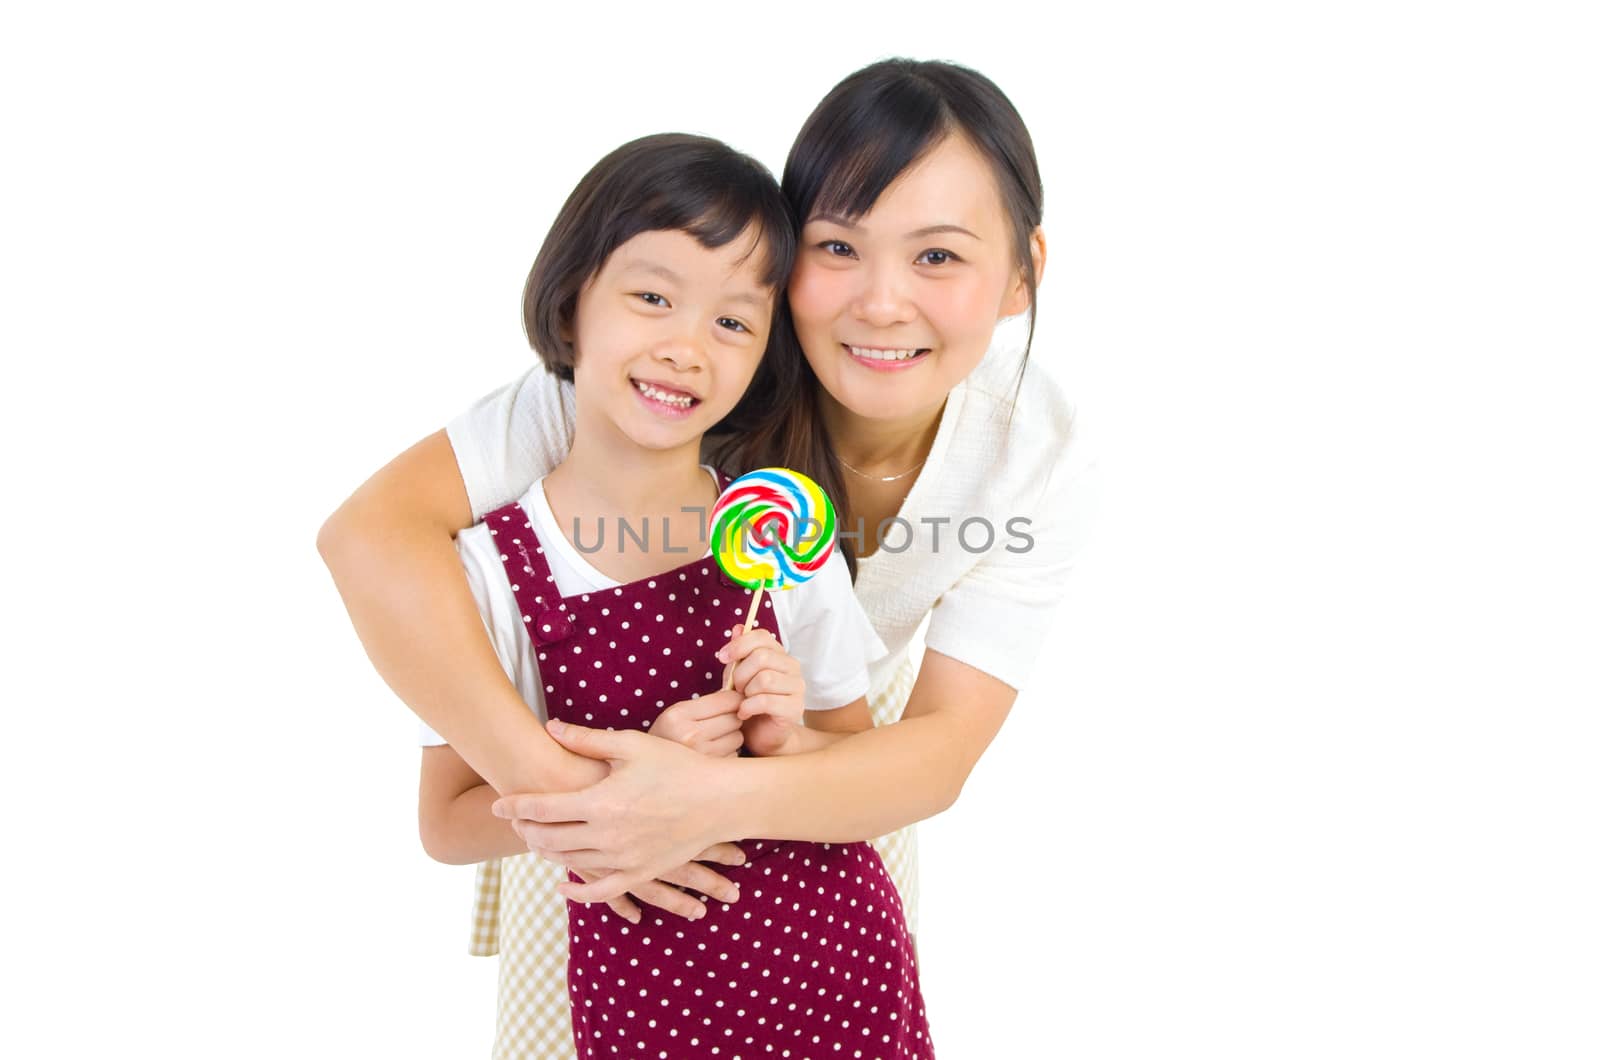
[711, 467, 836, 592]
[711, 468, 836, 688]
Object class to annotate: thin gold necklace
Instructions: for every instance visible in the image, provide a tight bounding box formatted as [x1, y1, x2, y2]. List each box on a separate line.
[836, 453, 927, 483]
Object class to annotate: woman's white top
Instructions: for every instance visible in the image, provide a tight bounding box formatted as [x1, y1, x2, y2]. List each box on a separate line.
[447, 340, 1096, 695]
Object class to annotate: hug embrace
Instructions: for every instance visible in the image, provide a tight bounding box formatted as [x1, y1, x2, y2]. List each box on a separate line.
[320, 58, 1096, 1059]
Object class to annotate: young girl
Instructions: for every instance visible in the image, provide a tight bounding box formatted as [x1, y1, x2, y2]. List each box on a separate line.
[414, 134, 933, 1059]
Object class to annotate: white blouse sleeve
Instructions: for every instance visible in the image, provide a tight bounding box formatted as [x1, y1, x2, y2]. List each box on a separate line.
[923, 438, 1100, 691]
[417, 524, 543, 745]
[776, 551, 889, 712]
[445, 367, 577, 521]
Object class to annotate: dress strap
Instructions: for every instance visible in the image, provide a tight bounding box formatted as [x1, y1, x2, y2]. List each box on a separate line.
[483, 502, 577, 645]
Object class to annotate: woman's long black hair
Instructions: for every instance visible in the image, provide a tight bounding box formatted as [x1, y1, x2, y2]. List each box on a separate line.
[707, 59, 1044, 580]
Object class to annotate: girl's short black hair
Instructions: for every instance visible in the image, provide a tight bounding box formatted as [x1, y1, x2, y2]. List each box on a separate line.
[522, 133, 795, 381]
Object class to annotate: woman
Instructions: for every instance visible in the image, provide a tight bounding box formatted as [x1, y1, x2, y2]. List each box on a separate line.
[320, 58, 1094, 1058]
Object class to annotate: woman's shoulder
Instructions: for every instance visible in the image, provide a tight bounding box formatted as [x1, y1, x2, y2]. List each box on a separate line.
[948, 337, 1088, 480]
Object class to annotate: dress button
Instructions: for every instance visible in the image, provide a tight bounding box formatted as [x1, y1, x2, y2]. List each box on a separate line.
[533, 608, 575, 644]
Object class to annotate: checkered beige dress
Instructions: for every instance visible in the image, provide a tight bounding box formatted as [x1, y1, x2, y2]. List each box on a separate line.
[467, 655, 921, 1059]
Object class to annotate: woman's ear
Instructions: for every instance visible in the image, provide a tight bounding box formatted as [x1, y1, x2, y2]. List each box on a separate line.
[999, 226, 1047, 317]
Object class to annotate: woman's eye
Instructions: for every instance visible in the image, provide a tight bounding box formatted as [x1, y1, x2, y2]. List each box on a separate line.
[717, 317, 750, 334]
[819, 239, 856, 258]
[915, 248, 956, 266]
[636, 292, 669, 307]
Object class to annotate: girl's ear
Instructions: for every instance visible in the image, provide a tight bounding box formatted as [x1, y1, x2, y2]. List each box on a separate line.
[999, 226, 1047, 318]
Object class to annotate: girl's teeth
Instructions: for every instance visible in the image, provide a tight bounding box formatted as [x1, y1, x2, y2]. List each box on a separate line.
[848, 345, 924, 361]
[633, 380, 695, 407]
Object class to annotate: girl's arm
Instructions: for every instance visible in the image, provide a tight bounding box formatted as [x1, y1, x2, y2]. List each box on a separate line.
[418, 744, 740, 923]
[318, 430, 602, 796]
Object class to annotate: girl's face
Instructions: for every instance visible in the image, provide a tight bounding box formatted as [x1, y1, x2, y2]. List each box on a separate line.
[788, 134, 1039, 425]
[569, 227, 775, 454]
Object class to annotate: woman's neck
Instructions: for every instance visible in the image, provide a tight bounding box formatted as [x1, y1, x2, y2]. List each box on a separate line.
[820, 390, 946, 476]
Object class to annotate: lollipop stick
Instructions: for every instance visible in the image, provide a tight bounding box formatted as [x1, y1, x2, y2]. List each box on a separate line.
[722, 586, 765, 692]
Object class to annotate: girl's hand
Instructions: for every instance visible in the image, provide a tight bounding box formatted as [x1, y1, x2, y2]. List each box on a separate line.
[492, 720, 743, 903]
[650, 689, 745, 757]
[567, 842, 745, 923]
[717, 624, 806, 756]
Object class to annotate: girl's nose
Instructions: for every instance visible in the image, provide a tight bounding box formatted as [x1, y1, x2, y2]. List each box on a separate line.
[652, 331, 706, 372]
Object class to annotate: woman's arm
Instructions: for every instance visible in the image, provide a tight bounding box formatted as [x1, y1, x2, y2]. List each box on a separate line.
[495, 650, 1016, 898]
[317, 430, 604, 796]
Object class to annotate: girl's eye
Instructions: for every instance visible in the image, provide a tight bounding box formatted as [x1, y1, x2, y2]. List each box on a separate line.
[636, 292, 669, 307]
[717, 317, 750, 334]
[915, 248, 957, 266]
[819, 239, 856, 258]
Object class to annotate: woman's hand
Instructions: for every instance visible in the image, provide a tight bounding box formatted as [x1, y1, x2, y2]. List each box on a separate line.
[568, 842, 745, 923]
[649, 689, 745, 757]
[492, 719, 746, 903]
[718, 624, 806, 756]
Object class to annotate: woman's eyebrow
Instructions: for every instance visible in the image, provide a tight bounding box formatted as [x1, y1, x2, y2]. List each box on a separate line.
[906, 223, 980, 240]
[808, 212, 860, 230]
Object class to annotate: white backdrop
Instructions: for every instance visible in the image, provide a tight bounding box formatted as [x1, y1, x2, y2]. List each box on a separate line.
[4, 2, 1597, 1057]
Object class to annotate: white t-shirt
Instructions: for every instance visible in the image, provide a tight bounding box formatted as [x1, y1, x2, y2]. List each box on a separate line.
[419, 468, 887, 746]
[447, 336, 1096, 693]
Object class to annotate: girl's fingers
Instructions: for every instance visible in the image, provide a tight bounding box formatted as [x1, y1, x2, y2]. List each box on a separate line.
[738, 668, 802, 700]
[657, 861, 741, 905]
[737, 695, 798, 722]
[703, 730, 745, 758]
[715, 626, 780, 666]
[687, 690, 743, 720]
[730, 648, 799, 693]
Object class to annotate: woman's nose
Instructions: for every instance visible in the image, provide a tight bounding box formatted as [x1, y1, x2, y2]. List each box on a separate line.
[853, 265, 917, 327]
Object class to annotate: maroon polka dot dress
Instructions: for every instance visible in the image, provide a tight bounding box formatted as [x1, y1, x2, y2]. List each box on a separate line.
[484, 483, 934, 1060]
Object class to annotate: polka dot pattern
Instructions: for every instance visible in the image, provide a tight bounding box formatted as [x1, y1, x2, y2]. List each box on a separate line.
[483, 497, 934, 1058]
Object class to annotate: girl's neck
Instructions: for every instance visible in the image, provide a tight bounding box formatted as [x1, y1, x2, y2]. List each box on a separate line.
[819, 390, 946, 475]
[545, 421, 714, 522]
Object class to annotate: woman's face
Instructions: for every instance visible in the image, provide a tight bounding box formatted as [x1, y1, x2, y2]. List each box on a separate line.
[788, 134, 1036, 425]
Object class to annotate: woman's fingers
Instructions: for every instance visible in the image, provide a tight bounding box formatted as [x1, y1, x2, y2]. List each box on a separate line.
[624, 880, 707, 921]
[559, 872, 643, 904]
[657, 861, 741, 905]
[533, 846, 626, 871]
[514, 819, 600, 855]
[693, 842, 747, 866]
[571, 868, 642, 924]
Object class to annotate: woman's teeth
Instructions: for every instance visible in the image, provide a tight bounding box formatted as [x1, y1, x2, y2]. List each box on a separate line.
[633, 380, 697, 407]
[848, 345, 925, 361]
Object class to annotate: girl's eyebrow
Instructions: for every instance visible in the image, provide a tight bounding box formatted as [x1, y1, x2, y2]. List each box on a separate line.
[622, 261, 682, 283]
[624, 260, 767, 310]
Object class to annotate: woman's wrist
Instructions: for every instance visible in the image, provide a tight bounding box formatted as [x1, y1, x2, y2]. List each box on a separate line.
[706, 752, 763, 843]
